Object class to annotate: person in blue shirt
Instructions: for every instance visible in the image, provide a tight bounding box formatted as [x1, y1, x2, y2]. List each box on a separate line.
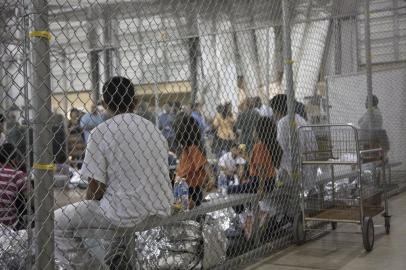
[191, 102, 206, 141]
[80, 104, 105, 143]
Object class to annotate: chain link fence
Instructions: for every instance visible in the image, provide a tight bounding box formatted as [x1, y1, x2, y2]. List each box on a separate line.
[0, 0, 405, 269]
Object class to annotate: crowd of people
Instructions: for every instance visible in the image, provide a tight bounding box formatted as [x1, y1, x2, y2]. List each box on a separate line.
[0, 75, 325, 268]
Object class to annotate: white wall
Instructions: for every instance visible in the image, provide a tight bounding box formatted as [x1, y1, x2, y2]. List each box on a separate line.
[327, 66, 406, 169]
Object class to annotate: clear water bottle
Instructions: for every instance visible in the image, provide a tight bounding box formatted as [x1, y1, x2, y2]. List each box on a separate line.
[179, 179, 189, 210]
[218, 173, 228, 196]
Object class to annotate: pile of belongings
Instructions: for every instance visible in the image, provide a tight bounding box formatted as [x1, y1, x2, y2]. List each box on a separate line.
[0, 225, 30, 270]
[136, 221, 203, 269]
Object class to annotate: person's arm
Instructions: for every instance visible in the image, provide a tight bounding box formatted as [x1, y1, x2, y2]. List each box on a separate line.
[86, 179, 107, 200]
[81, 128, 108, 200]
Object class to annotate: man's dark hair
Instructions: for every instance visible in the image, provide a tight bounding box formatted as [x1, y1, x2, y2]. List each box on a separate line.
[69, 108, 80, 117]
[174, 114, 203, 153]
[0, 113, 4, 123]
[0, 143, 16, 165]
[103, 76, 135, 114]
[269, 94, 288, 116]
[295, 101, 307, 120]
[253, 96, 262, 109]
[367, 95, 379, 107]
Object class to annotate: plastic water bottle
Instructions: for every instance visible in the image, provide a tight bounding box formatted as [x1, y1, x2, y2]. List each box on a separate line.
[218, 173, 228, 196]
[179, 180, 189, 210]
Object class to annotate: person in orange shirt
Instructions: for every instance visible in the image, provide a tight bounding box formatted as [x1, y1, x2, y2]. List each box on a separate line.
[228, 116, 282, 194]
[175, 114, 214, 209]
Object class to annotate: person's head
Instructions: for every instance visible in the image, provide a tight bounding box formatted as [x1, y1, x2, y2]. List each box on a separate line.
[295, 101, 307, 120]
[365, 95, 379, 109]
[89, 104, 98, 114]
[102, 76, 135, 115]
[172, 101, 181, 114]
[0, 143, 17, 167]
[70, 108, 80, 119]
[182, 104, 192, 114]
[162, 102, 171, 113]
[253, 117, 283, 168]
[174, 114, 202, 152]
[230, 143, 240, 158]
[269, 94, 288, 121]
[253, 96, 262, 109]
[224, 102, 233, 117]
[191, 102, 202, 113]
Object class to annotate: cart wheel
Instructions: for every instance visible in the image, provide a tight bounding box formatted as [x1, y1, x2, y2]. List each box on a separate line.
[362, 216, 374, 252]
[331, 222, 337, 230]
[293, 213, 306, 245]
[385, 216, 390, 234]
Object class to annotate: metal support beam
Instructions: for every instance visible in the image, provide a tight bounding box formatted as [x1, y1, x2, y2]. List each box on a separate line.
[364, 0, 373, 130]
[282, 0, 299, 177]
[31, 0, 55, 269]
[88, 8, 101, 104]
[103, 10, 113, 81]
[188, 36, 199, 106]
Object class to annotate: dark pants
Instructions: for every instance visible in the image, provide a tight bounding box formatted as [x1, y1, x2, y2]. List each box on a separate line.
[228, 177, 275, 214]
[189, 186, 203, 207]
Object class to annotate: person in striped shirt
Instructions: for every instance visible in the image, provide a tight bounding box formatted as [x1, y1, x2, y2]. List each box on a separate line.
[0, 143, 27, 228]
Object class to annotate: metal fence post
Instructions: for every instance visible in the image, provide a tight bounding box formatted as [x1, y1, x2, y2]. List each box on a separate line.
[282, 0, 300, 196]
[31, 0, 55, 269]
[88, 8, 100, 105]
[364, 0, 374, 130]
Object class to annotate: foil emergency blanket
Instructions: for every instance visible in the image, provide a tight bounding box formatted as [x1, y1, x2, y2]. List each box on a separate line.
[0, 225, 29, 270]
[136, 221, 202, 270]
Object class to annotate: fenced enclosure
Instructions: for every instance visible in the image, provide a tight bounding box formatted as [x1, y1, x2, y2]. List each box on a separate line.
[0, 0, 406, 269]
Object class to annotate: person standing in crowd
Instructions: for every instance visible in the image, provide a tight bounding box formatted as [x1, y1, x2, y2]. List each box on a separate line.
[54, 76, 174, 269]
[80, 104, 104, 143]
[68, 108, 81, 129]
[218, 142, 246, 186]
[358, 94, 383, 130]
[136, 101, 156, 124]
[191, 102, 207, 143]
[51, 113, 67, 165]
[0, 143, 28, 229]
[175, 115, 214, 209]
[212, 102, 236, 158]
[295, 101, 308, 121]
[159, 102, 176, 149]
[0, 114, 6, 145]
[235, 98, 261, 154]
[270, 94, 317, 189]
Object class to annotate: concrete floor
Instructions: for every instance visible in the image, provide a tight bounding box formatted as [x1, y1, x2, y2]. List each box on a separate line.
[244, 192, 406, 270]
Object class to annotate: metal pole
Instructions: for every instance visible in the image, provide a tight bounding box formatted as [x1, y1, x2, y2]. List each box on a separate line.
[61, 50, 70, 165]
[22, 6, 33, 269]
[364, 0, 374, 130]
[31, 0, 55, 269]
[103, 10, 112, 81]
[282, 0, 300, 198]
[188, 36, 199, 106]
[88, 8, 100, 104]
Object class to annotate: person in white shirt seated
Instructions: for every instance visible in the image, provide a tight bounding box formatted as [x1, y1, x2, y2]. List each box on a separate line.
[270, 94, 318, 190]
[218, 143, 246, 186]
[54, 76, 174, 269]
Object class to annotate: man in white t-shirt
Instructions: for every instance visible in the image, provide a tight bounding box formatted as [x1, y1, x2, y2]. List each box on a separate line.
[54, 76, 174, 269]
[270, 94, 318, 189]
[218, 143, 246, 185]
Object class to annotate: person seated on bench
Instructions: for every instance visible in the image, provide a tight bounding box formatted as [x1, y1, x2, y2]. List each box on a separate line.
[174, 114, 214, 209]
[228, 117, 282, 195]
[0, 143, 29, 230]
[54, 76, 174, 269]
[218, 142, 246, 186]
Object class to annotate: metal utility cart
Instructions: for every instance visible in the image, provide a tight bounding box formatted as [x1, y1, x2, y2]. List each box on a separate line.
[294, 124, 390, 251]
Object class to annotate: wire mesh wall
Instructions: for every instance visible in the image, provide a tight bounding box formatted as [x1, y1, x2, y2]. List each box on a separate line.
[0, 0, 405, 269]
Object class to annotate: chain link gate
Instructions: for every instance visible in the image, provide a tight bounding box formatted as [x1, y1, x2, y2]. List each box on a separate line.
[1, 0, 406, 269]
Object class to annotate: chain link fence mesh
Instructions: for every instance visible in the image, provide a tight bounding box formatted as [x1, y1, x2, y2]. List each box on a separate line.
[0, 0, 405, 269]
